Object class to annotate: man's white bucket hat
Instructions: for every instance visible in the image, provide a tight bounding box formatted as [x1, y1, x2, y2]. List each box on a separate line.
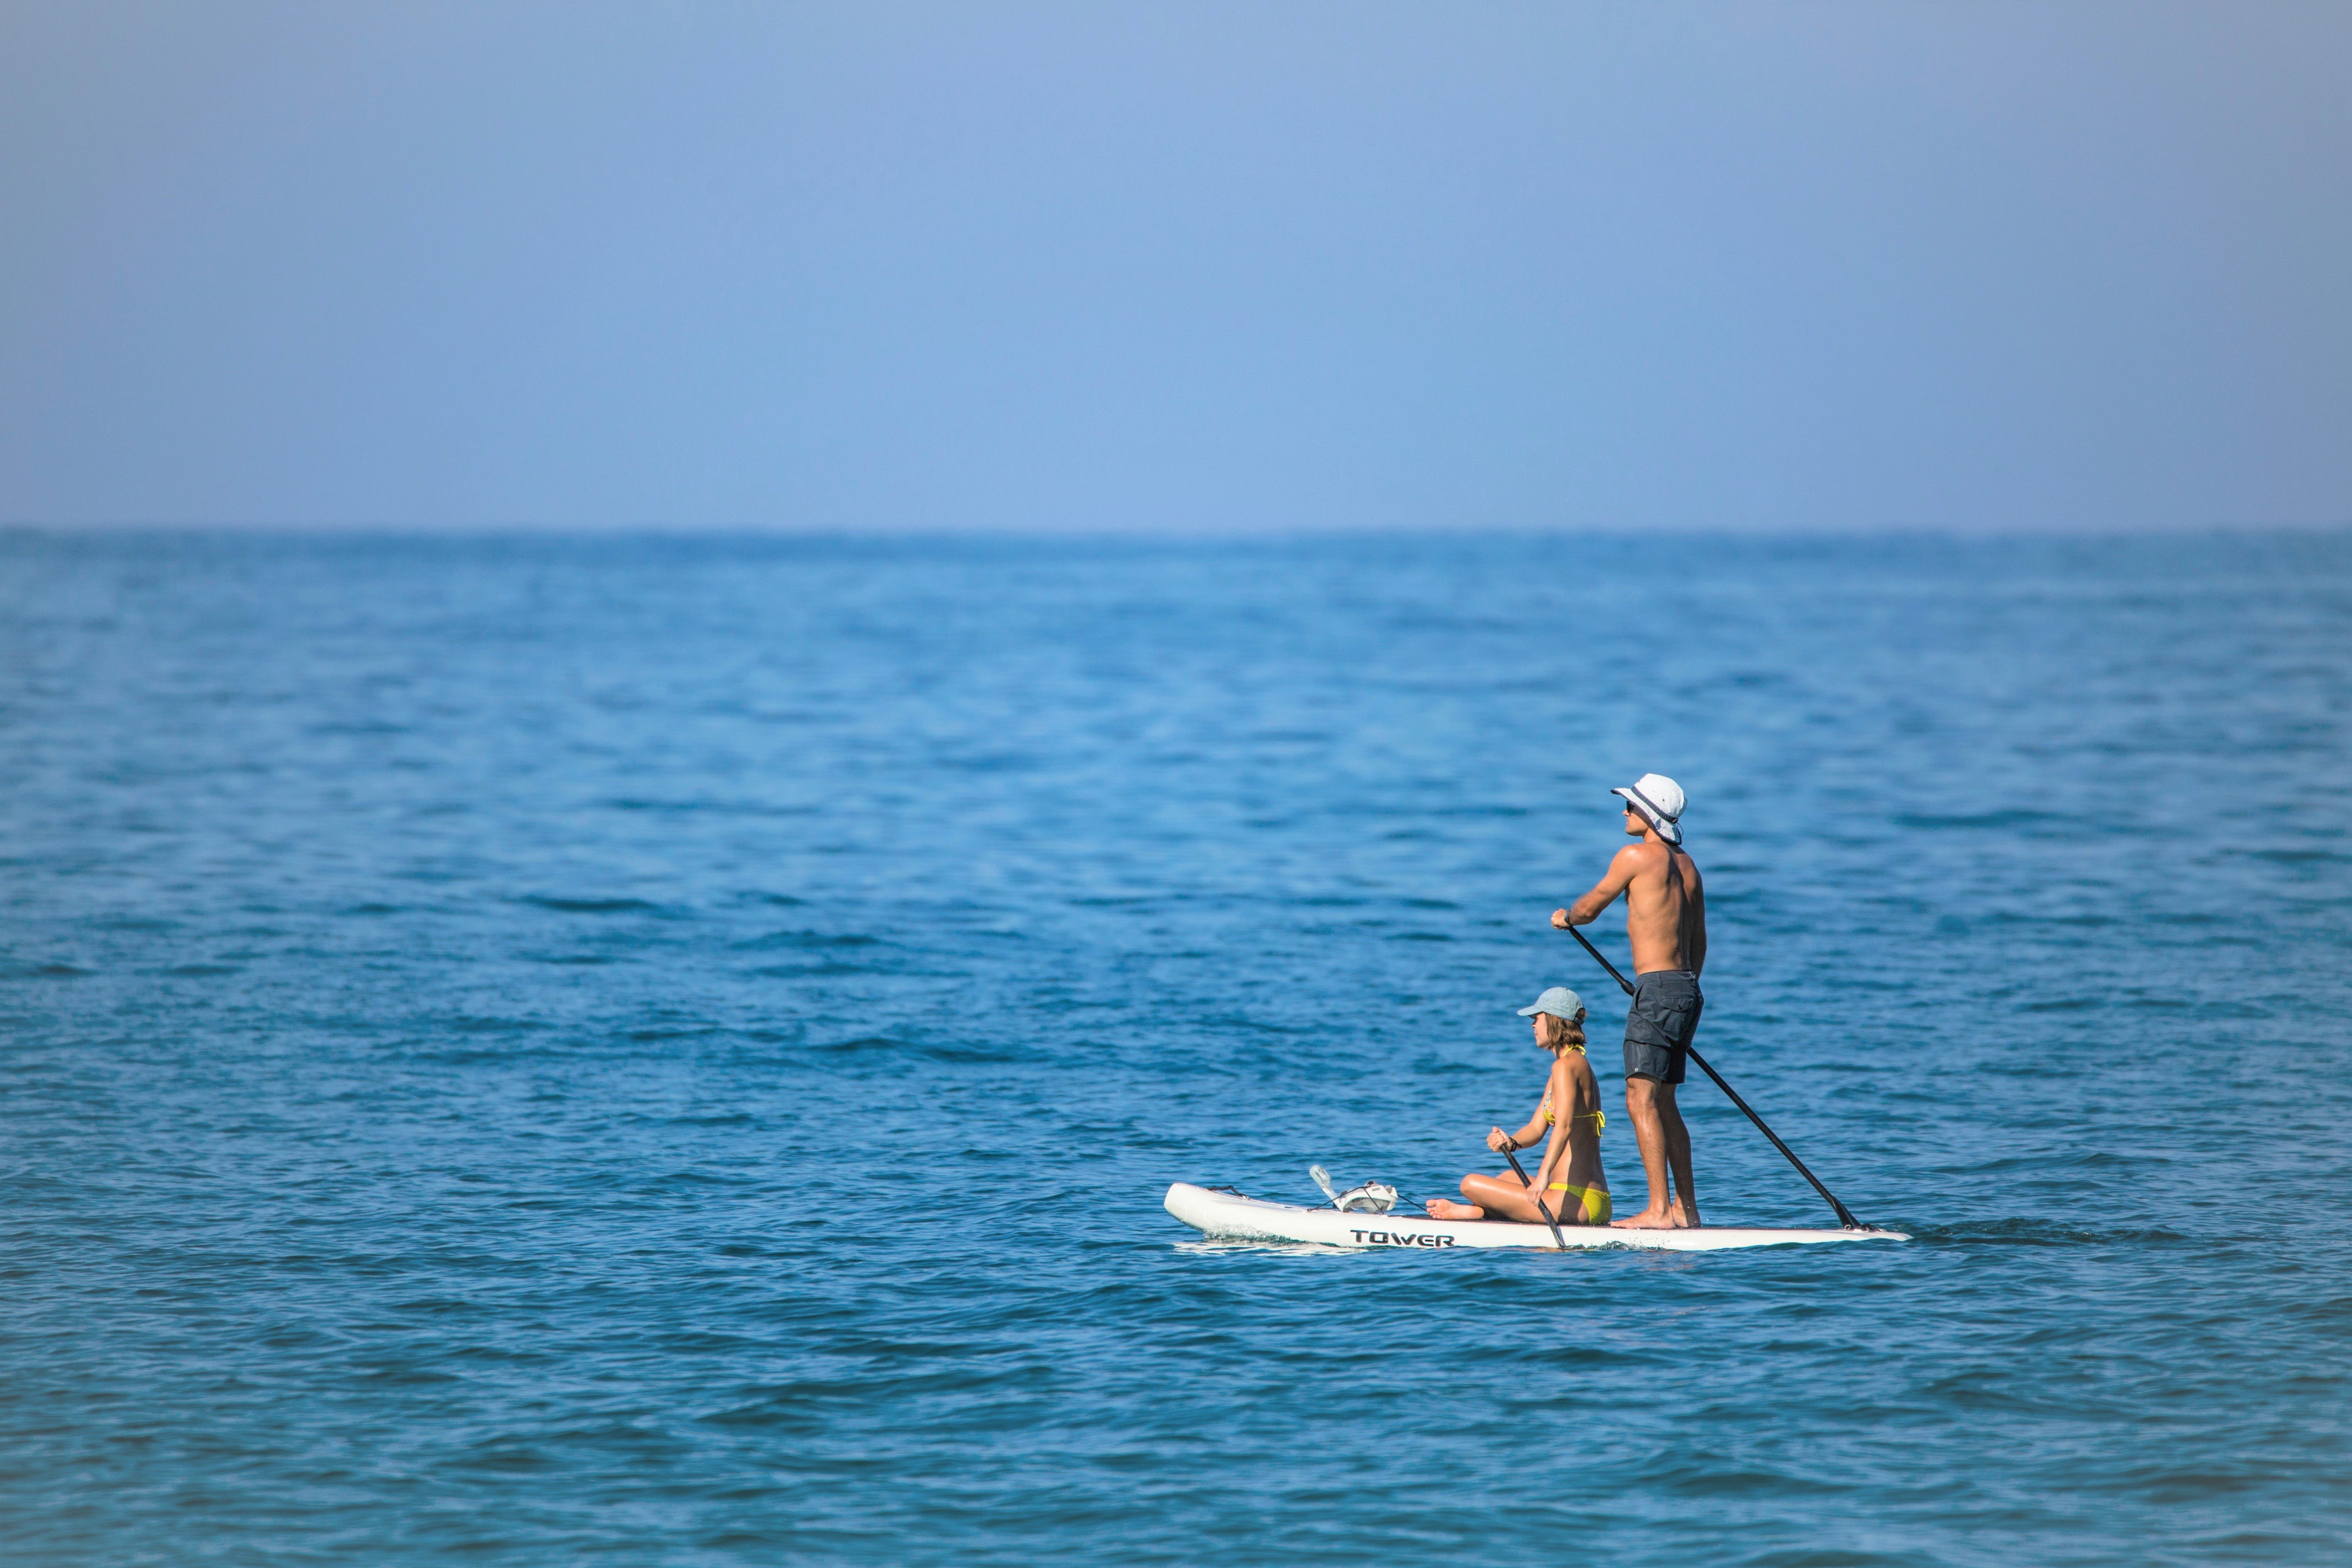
[1517, 986, 1586, 1021]
[1611, 773, 1686, 845]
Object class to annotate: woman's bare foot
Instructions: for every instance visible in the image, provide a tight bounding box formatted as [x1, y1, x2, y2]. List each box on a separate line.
[1424, 1198, 1485, 1219]
[1610, 1207, 1680, 1229]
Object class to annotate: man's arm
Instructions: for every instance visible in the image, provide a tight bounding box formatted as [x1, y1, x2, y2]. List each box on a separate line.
[1551, 846, 1644, 929]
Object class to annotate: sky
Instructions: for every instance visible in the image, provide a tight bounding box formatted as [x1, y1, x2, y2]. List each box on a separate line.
[2, 2, 2347, 534]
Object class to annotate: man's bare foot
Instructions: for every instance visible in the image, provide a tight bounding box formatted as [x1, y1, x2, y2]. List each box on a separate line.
[1424, 1199, 1485, 1219]
[1668, 1202, 1701, 1229]
[1610, 1208, 1679, 1229]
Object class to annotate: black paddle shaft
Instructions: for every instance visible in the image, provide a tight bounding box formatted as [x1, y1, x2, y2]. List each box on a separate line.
[1499, 1146, 1569, 1250]
[1560, 920, 1868, 1231]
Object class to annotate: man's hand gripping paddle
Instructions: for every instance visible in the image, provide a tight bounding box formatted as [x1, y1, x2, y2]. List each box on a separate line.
[1559, 919, 1872, 1231]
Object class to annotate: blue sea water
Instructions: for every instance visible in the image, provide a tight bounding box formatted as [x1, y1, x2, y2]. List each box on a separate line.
[1, 530, 2347, 1566]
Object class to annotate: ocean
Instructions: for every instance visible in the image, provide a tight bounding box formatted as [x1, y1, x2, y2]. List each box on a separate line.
[2, 530, 2347, 1565]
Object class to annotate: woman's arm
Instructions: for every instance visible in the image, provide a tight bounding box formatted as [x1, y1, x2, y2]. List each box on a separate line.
[1529, 1060, 1575, 1193]
[1488, 1080, 1552, 1158]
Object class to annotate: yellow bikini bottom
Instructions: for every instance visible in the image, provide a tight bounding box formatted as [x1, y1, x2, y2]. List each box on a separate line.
[1544, 1182, 1612, 1225]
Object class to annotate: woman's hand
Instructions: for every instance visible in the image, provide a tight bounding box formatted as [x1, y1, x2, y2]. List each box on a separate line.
[1486, 1126, 1515, 1154]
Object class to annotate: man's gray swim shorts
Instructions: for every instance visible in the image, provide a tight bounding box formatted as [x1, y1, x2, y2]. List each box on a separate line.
[1623, 969, 1704, 1085]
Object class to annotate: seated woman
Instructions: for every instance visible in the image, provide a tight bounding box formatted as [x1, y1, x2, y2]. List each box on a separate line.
[1425, 987, 1611, 1225]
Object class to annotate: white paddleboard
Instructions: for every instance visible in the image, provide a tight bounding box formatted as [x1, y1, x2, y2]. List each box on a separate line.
[1165, 1182, 1906, 1252]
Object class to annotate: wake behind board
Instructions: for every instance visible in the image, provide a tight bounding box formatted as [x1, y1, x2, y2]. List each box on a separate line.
[1165, 1183, 1906, 1252]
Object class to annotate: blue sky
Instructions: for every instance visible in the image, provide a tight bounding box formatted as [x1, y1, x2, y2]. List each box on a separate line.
[3, 2, 2347, 532]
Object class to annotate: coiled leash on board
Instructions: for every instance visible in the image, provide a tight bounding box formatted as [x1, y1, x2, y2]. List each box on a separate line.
[1309, 1164, 1403, 1214]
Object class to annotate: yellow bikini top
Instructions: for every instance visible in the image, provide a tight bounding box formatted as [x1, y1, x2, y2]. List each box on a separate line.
[1538, 1087, 1605, 1132]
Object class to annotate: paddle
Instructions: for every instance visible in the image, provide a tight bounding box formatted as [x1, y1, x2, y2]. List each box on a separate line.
[1498, 1145, 1568, 1251]
[1559, 919, 1868, 1230]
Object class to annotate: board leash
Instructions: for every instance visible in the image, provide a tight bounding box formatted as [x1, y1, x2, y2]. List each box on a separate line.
[1560, 920, 1873, 1231]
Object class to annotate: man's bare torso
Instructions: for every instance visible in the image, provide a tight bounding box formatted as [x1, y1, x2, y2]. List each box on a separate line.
[1621, 841, 1705, 976]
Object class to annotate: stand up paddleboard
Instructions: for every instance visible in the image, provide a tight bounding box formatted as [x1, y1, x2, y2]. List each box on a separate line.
[1166, 1183, 1906, 1252]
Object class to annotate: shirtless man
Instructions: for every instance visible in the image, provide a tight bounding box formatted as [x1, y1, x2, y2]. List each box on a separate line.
[1552, 773, 1706, 1229]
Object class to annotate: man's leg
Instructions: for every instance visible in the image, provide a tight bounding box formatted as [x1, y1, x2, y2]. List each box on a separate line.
[1613, 1076, 1677, 1228]
[1654, 1083, 1700, 1228]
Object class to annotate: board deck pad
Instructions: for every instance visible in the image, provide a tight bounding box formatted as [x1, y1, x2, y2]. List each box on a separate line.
[1165, 1183, 1907, 1252]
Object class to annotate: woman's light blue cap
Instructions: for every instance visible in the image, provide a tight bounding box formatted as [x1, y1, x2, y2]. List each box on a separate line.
[1517, 986, 1586, 1020]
